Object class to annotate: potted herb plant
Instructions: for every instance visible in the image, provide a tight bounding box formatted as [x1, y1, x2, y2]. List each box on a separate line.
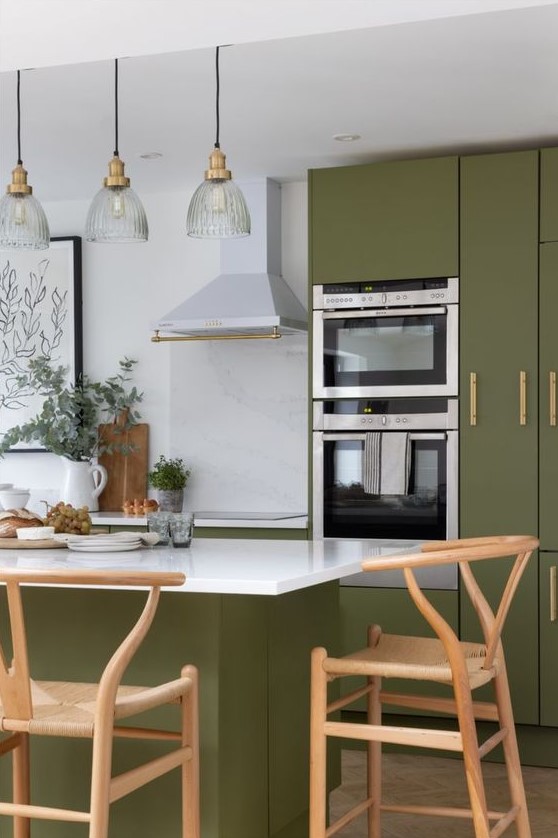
[0, 356, 143, 510]
[148, 455, 191, 512]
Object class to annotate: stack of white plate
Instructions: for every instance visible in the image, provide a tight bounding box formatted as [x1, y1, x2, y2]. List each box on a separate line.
[54, 533, 143, 553]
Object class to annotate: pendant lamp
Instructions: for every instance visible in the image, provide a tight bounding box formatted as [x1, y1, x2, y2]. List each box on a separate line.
[0, 70, 50, 250]
[187, 46, 250, 238]
[85, 58, 148, 243]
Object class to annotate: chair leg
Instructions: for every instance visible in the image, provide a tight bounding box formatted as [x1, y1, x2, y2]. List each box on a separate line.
[454, 682, 491, 838]
[181, 664, 200, 838]
[367, 626, 382, 838]
[13, 733, 30, 838]
[493, 659, 532, 838]
[89, 725, 114, 838]
[309, 647, 329, 838]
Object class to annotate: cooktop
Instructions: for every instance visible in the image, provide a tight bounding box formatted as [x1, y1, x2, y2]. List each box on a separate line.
[195, 512, 306, 521]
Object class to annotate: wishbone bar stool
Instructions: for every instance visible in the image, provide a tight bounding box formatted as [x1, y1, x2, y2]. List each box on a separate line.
[309, 534, 538, 838]
[0, 567, 200, 838]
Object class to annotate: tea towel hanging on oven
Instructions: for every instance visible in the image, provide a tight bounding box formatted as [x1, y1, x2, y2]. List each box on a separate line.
[363, 432, 411, 495]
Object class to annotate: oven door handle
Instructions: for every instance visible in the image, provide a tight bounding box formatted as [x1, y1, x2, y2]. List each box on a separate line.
[321, 306, 447, 320]
[321, 432, 448, 442]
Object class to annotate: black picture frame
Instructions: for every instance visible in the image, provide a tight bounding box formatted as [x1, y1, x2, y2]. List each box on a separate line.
[0, 235, 83, 452]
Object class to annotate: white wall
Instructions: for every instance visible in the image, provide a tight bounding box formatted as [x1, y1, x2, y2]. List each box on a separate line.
[0, 180, 309, 515]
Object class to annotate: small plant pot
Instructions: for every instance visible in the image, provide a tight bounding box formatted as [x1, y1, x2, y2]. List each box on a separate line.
[157, 489, 184, 513]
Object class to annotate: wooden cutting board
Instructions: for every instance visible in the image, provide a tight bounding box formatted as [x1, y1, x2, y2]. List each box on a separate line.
[0, 538, 67, 549]
[97, 417, 149, 511]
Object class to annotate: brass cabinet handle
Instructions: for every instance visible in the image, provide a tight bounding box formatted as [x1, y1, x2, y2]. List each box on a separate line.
[519, 371, 527, 426]
[551, 566, 557, 623]
[469, 372, 477, 427]
[550, 372, 557, 427]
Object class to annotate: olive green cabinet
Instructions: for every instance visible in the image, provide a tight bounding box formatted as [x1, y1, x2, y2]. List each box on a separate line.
[340, 586, 458, 711]
[539, 242, 558, 550]
[540, 552, 558, 727]
[308, 156, 458, 284]
[459, 150, 539, 724]
[540, 148, 558, 242]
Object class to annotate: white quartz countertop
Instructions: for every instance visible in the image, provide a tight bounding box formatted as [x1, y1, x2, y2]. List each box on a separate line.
[91, 512, 308, 529]
[0, 538, 421, 596]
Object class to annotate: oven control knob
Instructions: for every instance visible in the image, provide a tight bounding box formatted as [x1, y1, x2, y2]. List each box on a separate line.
[396, 418, 400, 423]
[402, 418, 408, 423]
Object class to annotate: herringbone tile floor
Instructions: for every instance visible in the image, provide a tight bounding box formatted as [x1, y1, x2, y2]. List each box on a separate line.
[329, 750, 558, 836]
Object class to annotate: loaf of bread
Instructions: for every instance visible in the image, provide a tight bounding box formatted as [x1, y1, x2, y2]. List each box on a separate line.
[0, 509, 44, 538]
[123, 498, 159, 515]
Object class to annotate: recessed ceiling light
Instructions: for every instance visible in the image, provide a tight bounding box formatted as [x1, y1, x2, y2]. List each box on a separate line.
[333, 133, 361, 143]
[139, 151, 163, 159]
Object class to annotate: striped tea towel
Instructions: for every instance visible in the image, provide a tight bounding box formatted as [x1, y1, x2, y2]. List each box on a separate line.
[363, 432, 411, 495]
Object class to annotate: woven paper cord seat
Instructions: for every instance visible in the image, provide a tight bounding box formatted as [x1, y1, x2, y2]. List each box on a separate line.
[0, 567, 199, 838]
[309, 534, 539, 838]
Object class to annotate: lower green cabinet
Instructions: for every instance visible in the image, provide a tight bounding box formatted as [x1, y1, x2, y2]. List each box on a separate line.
[540, 552, 558, 727]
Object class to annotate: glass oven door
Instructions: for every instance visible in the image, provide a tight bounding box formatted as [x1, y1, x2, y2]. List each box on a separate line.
[313, 305, 458, 398]
[313, 430, 457, 543]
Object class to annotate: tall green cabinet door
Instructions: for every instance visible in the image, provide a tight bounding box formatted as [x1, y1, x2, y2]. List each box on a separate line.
[460, 150, 539, 724]
[539, 242, 558, 549]
[540, 147, 558, 242]
[308, 156, 458, 283]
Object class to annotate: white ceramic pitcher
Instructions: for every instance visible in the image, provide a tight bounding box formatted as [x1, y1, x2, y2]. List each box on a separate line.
[59, 458, 108, 512]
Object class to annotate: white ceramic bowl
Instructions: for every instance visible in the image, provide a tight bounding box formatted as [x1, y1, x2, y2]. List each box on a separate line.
[0, 488, 31, 510]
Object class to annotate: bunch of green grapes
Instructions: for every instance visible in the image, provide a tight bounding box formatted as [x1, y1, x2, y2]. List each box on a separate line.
[44, 502, 92, 535]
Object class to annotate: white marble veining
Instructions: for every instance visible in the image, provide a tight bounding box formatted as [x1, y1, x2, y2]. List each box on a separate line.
[0, 538, 421, 596]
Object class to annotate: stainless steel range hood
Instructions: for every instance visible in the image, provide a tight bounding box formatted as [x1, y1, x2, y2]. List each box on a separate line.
[152, 179, 307, 341]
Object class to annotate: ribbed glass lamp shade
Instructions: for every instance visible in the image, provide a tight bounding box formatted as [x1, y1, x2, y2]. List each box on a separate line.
[85, 185, 148, 243]
[187, 179, 251, 238]
[0, 192, 50, 250]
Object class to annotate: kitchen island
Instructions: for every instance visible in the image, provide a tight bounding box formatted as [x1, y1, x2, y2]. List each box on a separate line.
[0, 537, 420, 838]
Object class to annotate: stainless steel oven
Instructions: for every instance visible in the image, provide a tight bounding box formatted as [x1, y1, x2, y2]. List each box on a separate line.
[312, 398, 458, 588]
[313, 277, 458, 399]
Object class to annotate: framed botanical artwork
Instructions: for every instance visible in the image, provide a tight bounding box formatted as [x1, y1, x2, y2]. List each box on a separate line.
[0, 236, 83, 451]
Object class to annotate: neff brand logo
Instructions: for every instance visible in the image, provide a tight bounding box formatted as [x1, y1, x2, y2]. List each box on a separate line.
[204, 320, 223, 327]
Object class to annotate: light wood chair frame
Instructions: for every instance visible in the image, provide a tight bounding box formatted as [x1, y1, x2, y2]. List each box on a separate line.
[309, 534, 539, 838]
[0, 567, 200, 838]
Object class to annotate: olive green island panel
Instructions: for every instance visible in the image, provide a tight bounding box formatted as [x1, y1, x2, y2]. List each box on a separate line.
[0, 582, 339, 838]
[459, 150, 539, 724]
[308, 155, 458, 283]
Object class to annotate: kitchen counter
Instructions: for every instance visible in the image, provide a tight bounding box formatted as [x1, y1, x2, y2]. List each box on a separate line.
[91, 510, 308, 529]
[0, 536, 419, 838]
[0, 537, 420, 595]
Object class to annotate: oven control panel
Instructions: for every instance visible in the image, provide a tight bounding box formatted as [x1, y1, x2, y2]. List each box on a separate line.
[313, 399, 459, 431]
[313, 277, 458, 310]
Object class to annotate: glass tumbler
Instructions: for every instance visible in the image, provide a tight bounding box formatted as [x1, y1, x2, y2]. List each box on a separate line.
[170, 512, 194, 547]
[146, 511, 172, 545]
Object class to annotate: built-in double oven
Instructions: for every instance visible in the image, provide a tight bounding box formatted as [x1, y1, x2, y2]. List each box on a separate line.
[312, 277, 459, 588]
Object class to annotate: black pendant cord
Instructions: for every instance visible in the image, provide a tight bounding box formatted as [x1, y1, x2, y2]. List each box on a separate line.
[114, 58, 119, 157]
[214, 46, 220, 149]
[16, 70, 22, 165]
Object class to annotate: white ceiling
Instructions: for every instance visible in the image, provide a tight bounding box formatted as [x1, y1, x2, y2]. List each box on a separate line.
[1, 0, 558, 202]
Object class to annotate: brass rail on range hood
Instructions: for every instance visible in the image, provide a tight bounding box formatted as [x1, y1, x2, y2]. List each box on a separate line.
[151, 327, 281, 342]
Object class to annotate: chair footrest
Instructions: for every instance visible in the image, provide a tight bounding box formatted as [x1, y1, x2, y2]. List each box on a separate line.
[381, 802, 506, 820]
[324, 720, 463, 752]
